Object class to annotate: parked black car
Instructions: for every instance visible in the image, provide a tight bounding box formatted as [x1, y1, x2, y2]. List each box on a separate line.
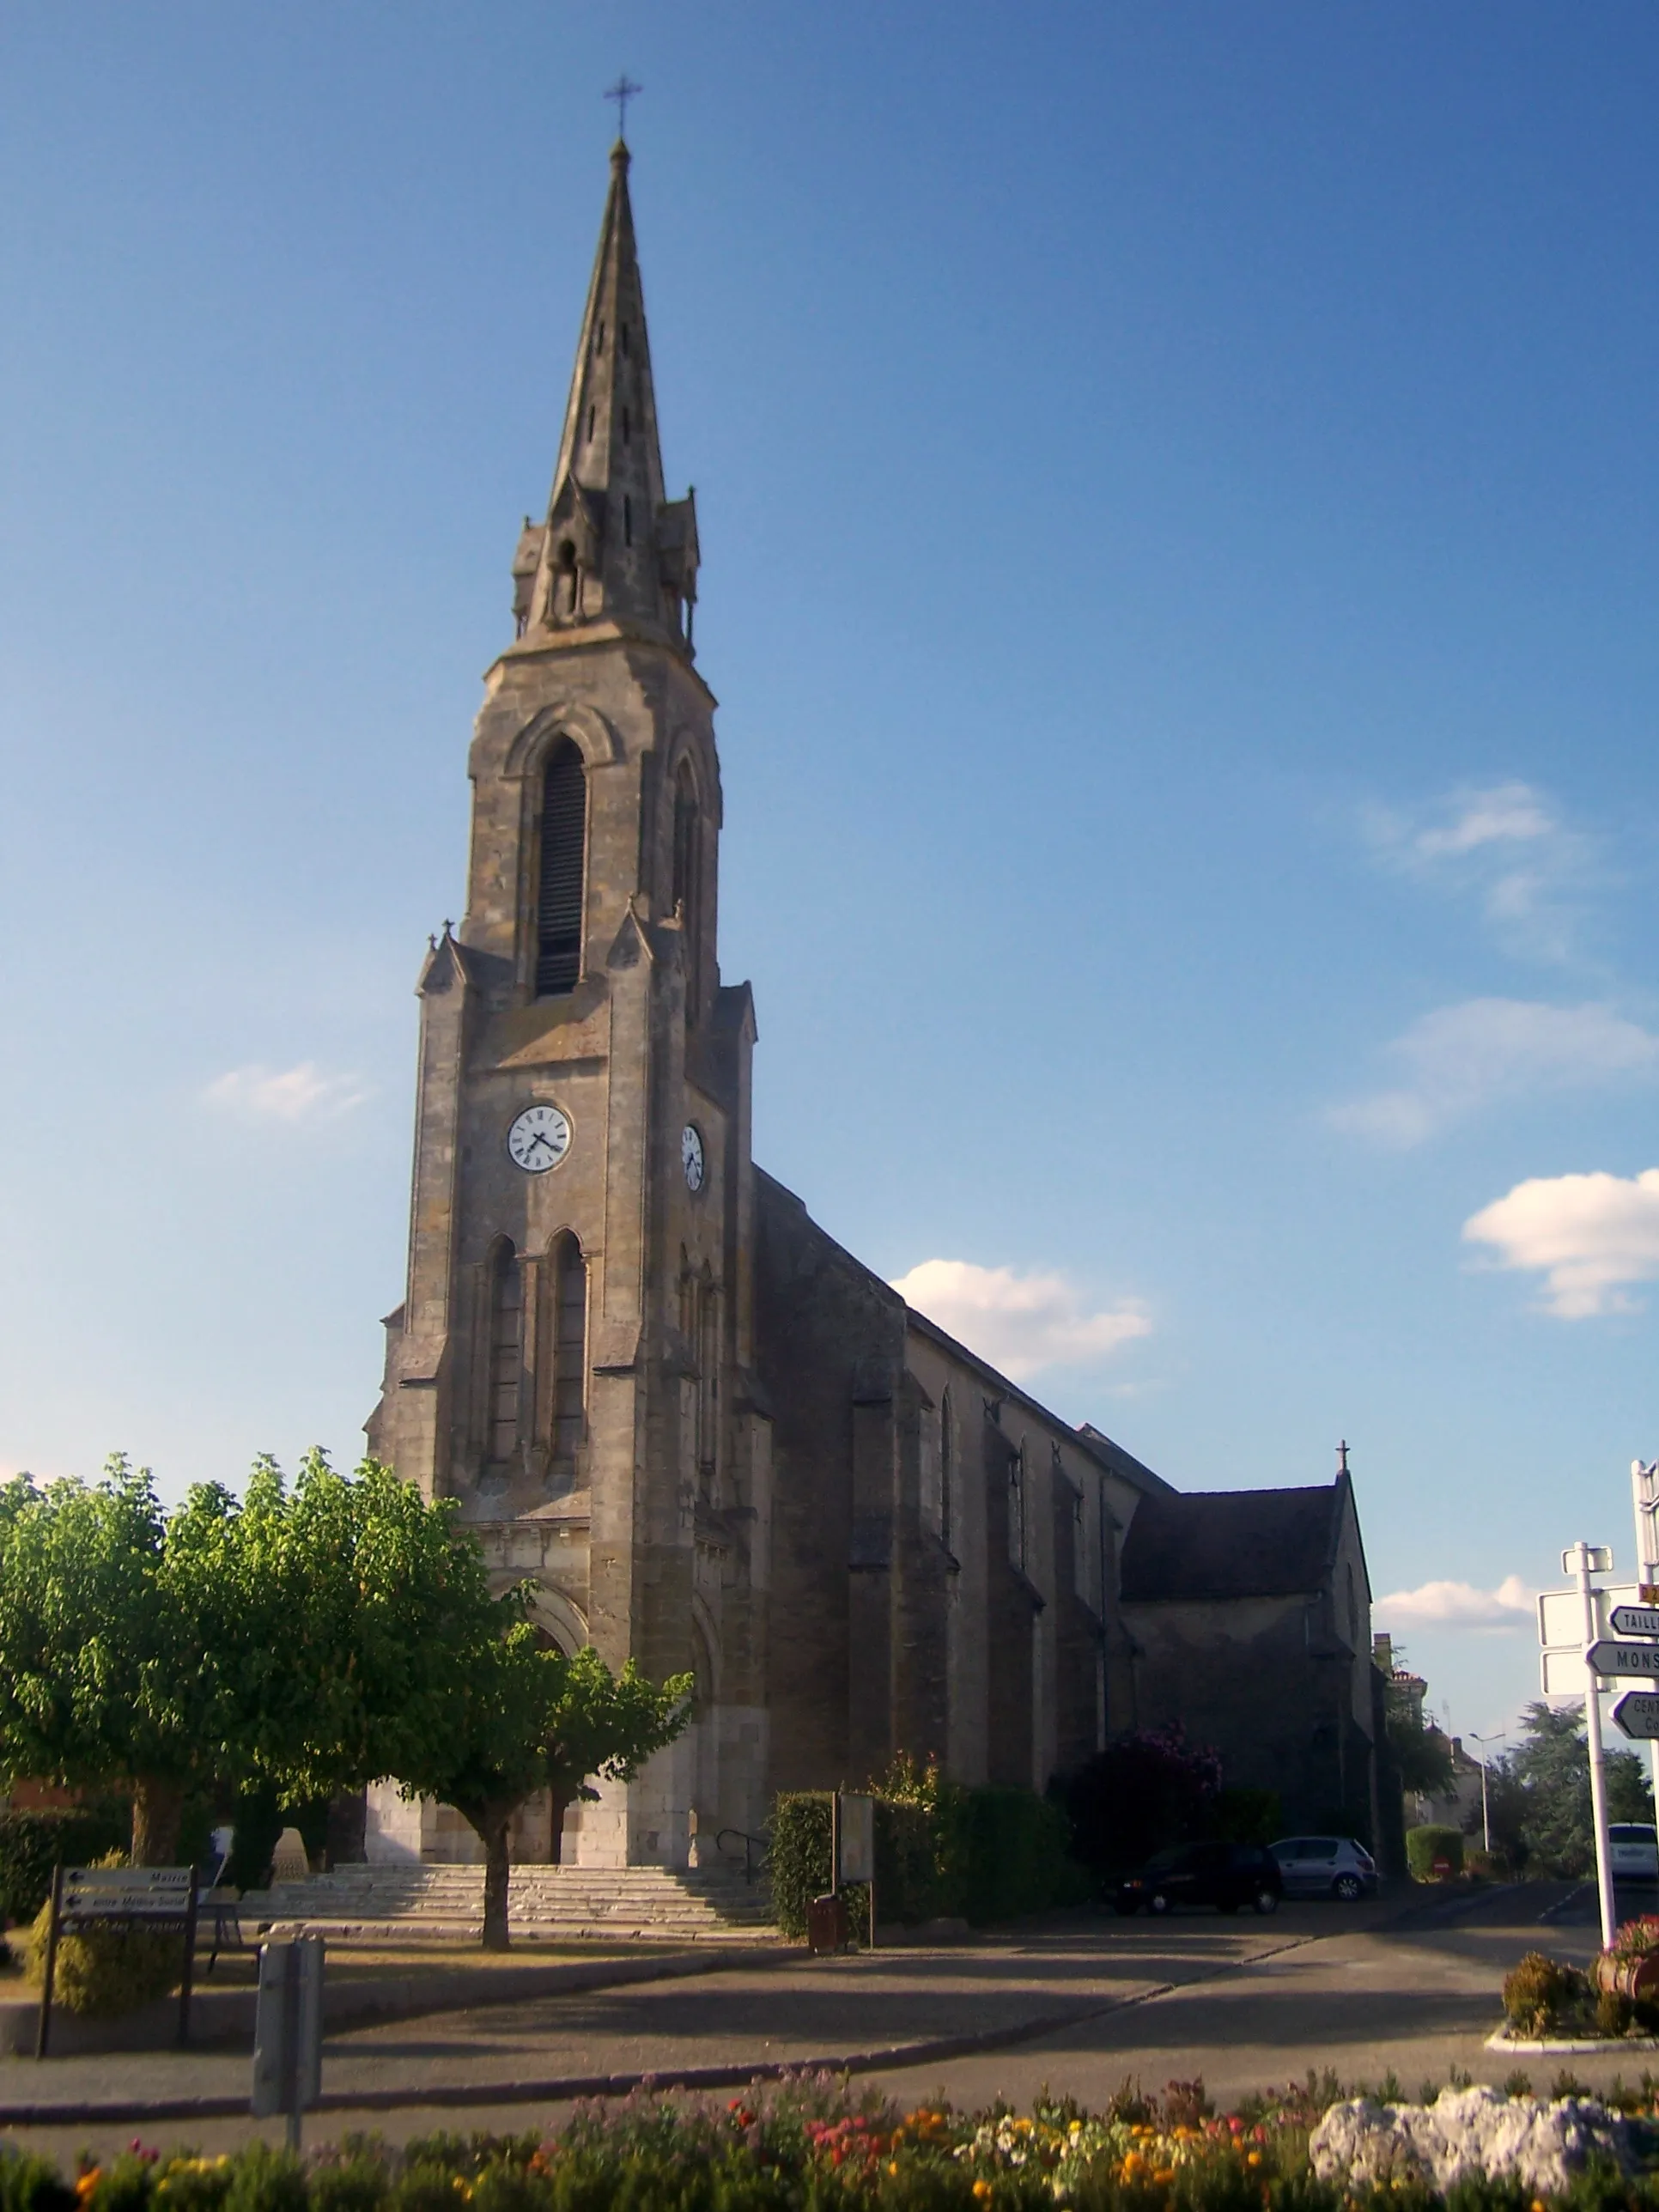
[1113, 1841, 1283, 1917]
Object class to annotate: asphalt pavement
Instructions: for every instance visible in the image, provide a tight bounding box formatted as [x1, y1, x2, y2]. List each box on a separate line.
[0, 1881, 1635, 2165]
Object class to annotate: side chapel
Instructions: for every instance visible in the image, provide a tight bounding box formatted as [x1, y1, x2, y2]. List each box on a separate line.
[366, 143, 1382, 1867]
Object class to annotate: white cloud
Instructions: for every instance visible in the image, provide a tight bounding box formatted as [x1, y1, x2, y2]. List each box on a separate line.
[1375, 1575, 1533, 1631]
[203, 1062, 371, 1124]
[1329, 999, 1659, 1147]
[1463, 1167, 1659, 1318]
[890, 1258, 1151, 1381]
[1364, 780, 1599, 960]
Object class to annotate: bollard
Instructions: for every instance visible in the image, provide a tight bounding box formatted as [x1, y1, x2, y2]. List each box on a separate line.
[252, 1936, 325, 2151]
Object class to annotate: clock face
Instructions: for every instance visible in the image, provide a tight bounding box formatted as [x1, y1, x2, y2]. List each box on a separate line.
[507, 1103, 571, 1173]
[681, 1122, 706, 1193]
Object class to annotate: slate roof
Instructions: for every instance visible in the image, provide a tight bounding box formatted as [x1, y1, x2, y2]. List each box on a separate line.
[1119, 1482, 1346, 1602]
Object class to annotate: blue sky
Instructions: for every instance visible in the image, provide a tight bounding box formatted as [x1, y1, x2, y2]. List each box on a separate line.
[4, 3, 1659, 1748]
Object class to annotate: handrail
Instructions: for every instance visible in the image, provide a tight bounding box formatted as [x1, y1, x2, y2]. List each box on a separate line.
[714, 1826, 770, 1885]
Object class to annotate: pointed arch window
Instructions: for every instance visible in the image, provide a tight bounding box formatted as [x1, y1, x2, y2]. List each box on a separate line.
[672, 759, 702, 1015]
[486, 1240, 523, 1466]
[536, 739, 586, 996]
[549, 1231, 587, 1477]
[1008, 1443, 1026, 1575]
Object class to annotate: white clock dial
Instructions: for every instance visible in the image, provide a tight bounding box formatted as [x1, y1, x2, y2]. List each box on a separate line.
[681, 1122, 706, 1193]
[507, 1103, 571, 1173]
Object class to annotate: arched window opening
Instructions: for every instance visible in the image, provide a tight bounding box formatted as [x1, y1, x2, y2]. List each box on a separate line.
[550, 1231, 587, 1476]
[623, 495, 633, 547]
[486, 1242, 523, 1466]
[595, 321, 605, 356]
[1346, 1562, 1358, 1648]
[1007, 1445, 1025, 1575]
[536, 739, 586, 996]
[586, 404, 596, 441]
[672, 760, 701, 1013]
[622, 405, 631, 445]
[696, 1278, 720, 1498]
[939, 1389, 954, 1552]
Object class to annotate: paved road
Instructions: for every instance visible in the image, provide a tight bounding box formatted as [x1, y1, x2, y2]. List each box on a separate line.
[0, 1884, 1621, 2165]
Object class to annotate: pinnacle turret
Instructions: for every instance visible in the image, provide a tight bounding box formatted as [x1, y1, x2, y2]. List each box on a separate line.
[514, 143, 699, 653]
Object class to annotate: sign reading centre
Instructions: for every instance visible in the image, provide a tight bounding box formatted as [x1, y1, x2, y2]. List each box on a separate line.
[1614, 1692, 1659, 1741]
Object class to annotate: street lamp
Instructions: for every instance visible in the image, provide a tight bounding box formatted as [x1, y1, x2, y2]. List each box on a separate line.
[1468, 1729, 1508, 1856]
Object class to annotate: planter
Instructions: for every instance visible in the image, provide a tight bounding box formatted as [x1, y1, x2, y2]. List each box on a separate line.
[1593, 1951, 1659, 2002]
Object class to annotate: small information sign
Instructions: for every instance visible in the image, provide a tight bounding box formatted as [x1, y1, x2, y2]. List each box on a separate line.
[1587, 1639, 1659, 1679]
[1611, 1605, 1659, 1639]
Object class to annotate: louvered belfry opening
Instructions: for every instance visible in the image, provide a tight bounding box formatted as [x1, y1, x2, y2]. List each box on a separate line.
[536, 739, 586, 996]
[672, 760, 701, 1012]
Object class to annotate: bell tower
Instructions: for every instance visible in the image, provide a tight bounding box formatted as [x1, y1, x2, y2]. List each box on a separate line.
[369, 142, 772, 1869]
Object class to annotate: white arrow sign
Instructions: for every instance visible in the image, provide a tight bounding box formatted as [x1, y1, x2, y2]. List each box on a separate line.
[1587, 1639, 1659, 1678]
[1614, 1692, 1659, 1741]
[1611, 1605, 1659, 1638]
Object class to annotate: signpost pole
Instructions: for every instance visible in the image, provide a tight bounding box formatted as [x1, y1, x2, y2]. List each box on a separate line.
[1632, 1461, 1659, 1807]
[1567, 1541, 1618, 1948]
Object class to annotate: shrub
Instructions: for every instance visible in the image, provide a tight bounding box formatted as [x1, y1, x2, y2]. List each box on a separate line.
[1405, 1825, 1463, 1881]
[768, 1793, 832, 1941]
[0, 1804, 131, 1926]
[1502, 1949, 1590, 2038]
[957, 1787, 1087, 1923]
[1214, 1789, 1281, 1846]
[24, 1853, 181, 2019]
[1060, 1727, 1223, 1880]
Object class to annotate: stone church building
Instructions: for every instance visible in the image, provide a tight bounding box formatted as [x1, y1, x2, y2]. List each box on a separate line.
[365, 143, 1381, 1869]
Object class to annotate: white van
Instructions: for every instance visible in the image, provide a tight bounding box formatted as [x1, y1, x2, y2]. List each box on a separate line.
[1608, 1823, 1659, 1880]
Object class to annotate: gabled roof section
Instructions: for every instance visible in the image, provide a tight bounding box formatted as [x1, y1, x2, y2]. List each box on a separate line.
[1119, 1482, 1346, 1602]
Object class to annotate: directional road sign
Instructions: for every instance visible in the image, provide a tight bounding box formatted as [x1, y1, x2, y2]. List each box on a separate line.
[1611, 1605, 1659, 1638]
[1587, 1640, 1659, 1679]
[1613, 1692, 1659, 1741]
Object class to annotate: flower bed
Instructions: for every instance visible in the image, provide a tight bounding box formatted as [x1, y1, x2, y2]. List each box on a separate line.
[19, 2070, 1659, 2212]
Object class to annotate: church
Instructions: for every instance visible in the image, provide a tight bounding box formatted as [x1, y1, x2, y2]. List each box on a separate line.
[365, 141, 1383, 1871]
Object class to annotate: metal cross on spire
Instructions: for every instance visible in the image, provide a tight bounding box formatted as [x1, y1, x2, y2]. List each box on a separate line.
[1337, 1439, 1350, 1475]
[605, 74, 643, 141]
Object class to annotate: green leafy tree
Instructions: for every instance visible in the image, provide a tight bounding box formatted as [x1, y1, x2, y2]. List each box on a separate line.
[0, 1460, 282, 1862]
[1382, 1652, 1456, 1797]
[1491, 1700, 1652, 1876]
[404, 1638, 692, 1948]
[543, 1648, 695, 1863]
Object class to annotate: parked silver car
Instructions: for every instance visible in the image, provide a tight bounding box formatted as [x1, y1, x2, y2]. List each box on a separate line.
[1269, 1835, 1377, 1900]
[1609, 1822, 1659, 1880]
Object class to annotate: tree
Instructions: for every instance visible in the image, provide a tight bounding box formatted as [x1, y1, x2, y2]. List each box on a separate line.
[543, 1648, 696, 1863]
[1060, 1726, 1223, 1879]
[0, 1460, 281, 1862]
[403, 1638, 692, 1948]
[1382, 1651, 1456, 1798]
[0, 1450, 537, 1868]
[1489, 1701, 1653, 1876]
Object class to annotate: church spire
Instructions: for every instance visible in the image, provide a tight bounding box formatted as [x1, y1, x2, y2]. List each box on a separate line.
[514, 142, 699, 653]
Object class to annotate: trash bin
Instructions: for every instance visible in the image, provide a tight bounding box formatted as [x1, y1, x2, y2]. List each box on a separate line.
[807, 1893, 848, 1954]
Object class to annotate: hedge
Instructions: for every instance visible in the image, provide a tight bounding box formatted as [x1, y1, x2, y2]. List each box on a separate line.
[0, 1805, 131, 1926]
[1406, 1823, 1464, 1881]
[769, 1781, 1085, 1939]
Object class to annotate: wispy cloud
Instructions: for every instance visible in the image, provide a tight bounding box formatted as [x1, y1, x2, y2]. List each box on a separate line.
[1364, 780, 1600, 960]
[203, 1062, 372, 1124]
[890, 1259, 1152, 1382]
[1376, 1575, 1533, 1631]
[1329, 999, 1659, 1147]
[1463, 1167, 1659, 1318]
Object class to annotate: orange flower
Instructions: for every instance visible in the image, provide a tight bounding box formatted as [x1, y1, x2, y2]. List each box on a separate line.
[973, 2182, 994, 2201]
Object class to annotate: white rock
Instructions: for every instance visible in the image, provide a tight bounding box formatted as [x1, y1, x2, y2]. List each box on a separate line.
[1309, 2086, 1633, 2197]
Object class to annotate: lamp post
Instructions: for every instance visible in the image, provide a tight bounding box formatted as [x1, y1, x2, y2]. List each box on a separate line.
[1468, 1729, 1507, 1856]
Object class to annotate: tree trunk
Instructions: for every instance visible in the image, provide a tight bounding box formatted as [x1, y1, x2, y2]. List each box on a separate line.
[479, 1811, 514, 1951]
[131, 1777, 185, 1866]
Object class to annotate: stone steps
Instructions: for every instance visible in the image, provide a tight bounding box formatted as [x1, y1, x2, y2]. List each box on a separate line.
[241, 1862, 780, 1944]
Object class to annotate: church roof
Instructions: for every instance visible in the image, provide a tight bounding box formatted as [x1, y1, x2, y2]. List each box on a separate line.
[1119, 1480, 1351, 1601]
